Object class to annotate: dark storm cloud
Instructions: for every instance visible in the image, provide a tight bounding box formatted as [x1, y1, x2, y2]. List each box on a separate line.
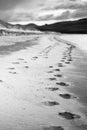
[0, 0, 87, 22]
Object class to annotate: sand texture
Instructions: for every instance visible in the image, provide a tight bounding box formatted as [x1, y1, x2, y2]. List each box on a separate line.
[0, 33, 87, 130]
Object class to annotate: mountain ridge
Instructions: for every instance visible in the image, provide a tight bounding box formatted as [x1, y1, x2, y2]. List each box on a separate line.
[1, 18, 87, 34]
[0, 20, 40, 36]
[0, 20, 38, 31]
[38, 18, 87, 34]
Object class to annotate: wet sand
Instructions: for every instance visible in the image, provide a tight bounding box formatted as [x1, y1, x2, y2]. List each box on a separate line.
[0, 33, 87, 130]
[59, 35, 87, 103]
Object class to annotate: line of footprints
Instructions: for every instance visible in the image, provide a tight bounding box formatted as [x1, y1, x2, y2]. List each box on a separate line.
[42, 44, 82, 130]
[7, 58, 29, 74]
[0, 44, 85, 130]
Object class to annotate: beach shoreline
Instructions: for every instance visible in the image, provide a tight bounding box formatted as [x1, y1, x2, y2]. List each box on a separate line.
[0, 33, 87, 130]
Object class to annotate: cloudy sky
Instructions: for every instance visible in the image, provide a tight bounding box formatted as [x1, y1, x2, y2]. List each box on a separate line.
[0, 0, 87, 24]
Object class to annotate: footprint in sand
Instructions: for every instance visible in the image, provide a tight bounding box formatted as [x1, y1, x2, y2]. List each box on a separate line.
[49, 78, 57, 81]
[65, 62, 70, 64]
[59, 93, 76, 99]
[54, 74, 62, 78]
[58, 63, 64, 67]
[18, 58, 24, 61]
[43, 126, 64, 130]
[47, 71, 54, 73]
[0, 80, 3, 82]
[9, 72, 17, 74]
[61, 60, 65, 62]
[59, 112, 81, 120]
[32, 56, 38, 60]
[43, 101, 60, 106]
[54, 69, 60, 72]
[49, 66, 53, 68]
[12, 62, 20, 64]
[25, 66, 29, 68]
[46, 87, 59, 91]
[62, 57, 66, 60]
[8, 67, 15, 70]
[56, 82, 69, 87]
[67, 58, 72, 62]
[63, 54, 67, 57]
[67, 52, 71, 56]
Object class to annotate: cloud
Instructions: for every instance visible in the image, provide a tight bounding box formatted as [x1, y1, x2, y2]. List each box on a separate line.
[0, 0, 87, 22]
[36, 10, 74, 21]
[54, 11, 72, 20]
[40, 0, 87, 22]
[37, 14, 54, 21]
[72, 8, 87, 19]
[0, 0, 25, 11]
[42, 0, 87, 10]
[9, 12, 35, 22]
[0, 0, 35, 21]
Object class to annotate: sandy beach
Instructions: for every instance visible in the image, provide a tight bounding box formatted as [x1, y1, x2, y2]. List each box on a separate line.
[0, 33, 87, 130]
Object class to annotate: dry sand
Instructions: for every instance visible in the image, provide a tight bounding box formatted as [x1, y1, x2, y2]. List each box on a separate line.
[0, 33, 87, 130]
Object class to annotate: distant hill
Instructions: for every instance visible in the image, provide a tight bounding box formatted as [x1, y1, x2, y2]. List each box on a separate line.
[0, 20, 38, 31]
[1, 18, 87, 34]
[12, 23, 38, 31]
[0, 20, 13, 29]
[38, 18, 87, 34]
[0, 20, 40, 36]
